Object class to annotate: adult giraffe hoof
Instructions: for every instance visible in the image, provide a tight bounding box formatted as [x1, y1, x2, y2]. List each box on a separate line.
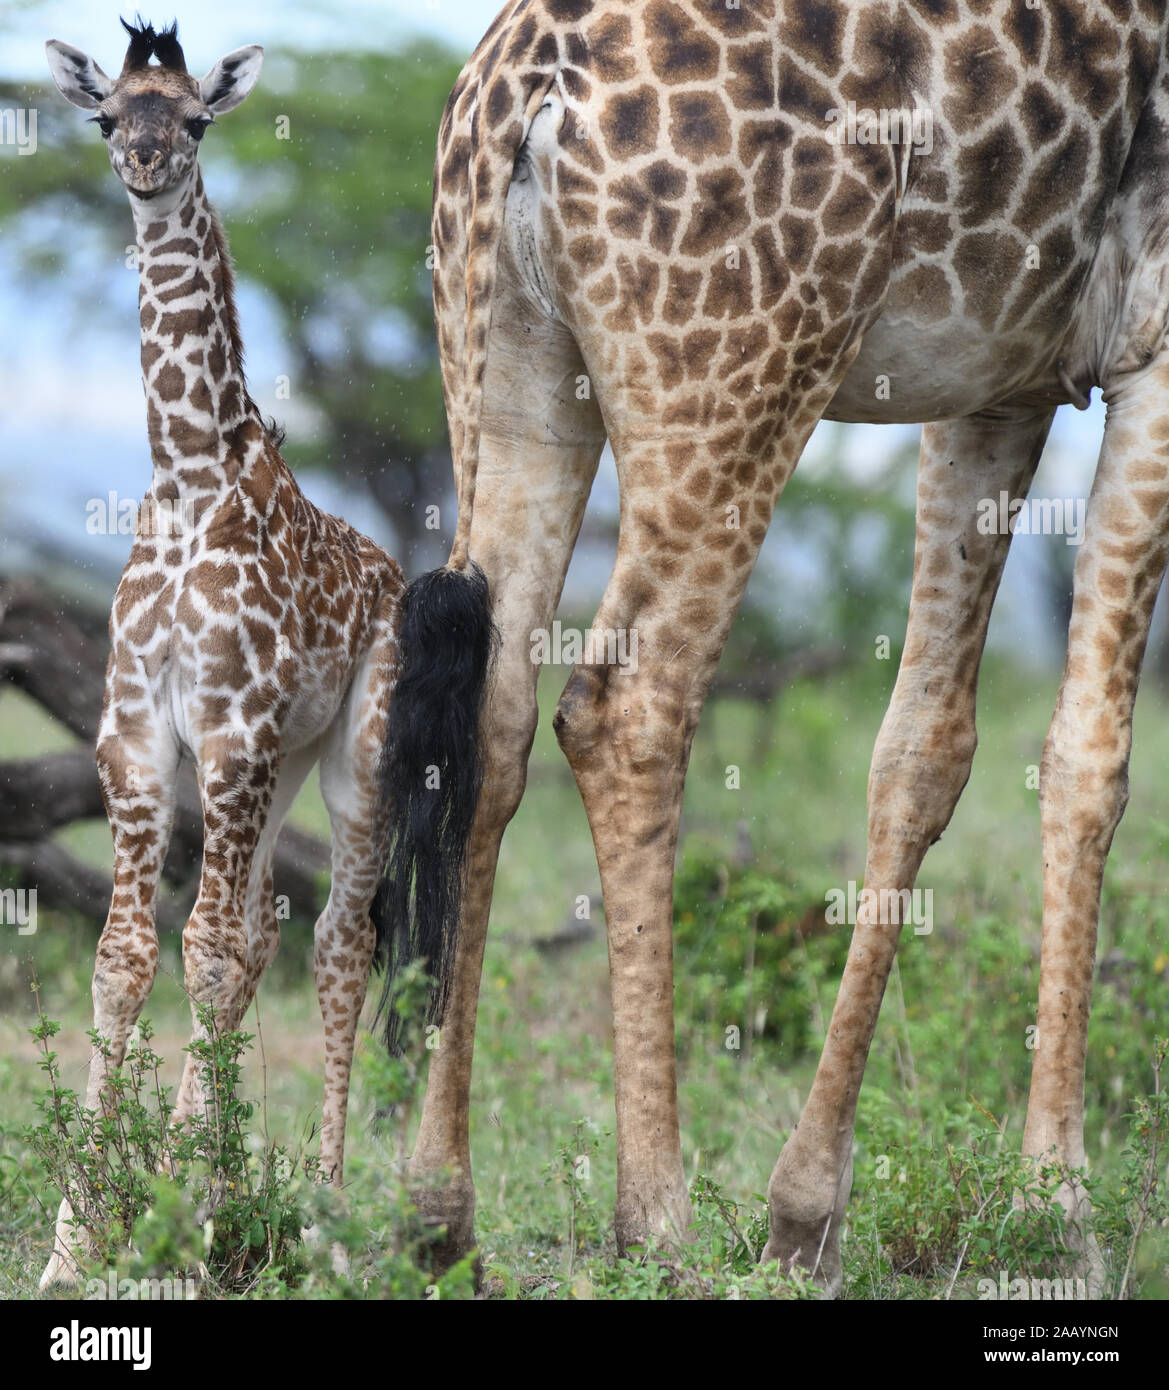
[408, 1173, 480, 1281]
[1048, 1177, 1106, 1298]
[1015, 1161, 1105, 1297]
[760, 1221, 843, 1298]
[614, 1198, 695, 1261]
[765, 1142, 851, 1297]
[1072, 1227, 1107, 1299]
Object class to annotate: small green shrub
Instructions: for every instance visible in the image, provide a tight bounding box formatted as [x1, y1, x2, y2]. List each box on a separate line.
[1093, 1037, 1169, 1300]
[27, 1002, 313, 1295]
[671, 850, 849, 1061]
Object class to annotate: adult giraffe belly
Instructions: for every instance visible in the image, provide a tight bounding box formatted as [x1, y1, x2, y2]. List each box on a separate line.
[821, 217, 1092, 426]
[824, 309, 1049, 425]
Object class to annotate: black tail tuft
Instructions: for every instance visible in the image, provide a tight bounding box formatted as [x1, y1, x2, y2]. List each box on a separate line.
[370, 562, 497, 1053]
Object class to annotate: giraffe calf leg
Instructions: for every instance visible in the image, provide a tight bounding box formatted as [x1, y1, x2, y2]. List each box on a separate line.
[41, 925, 163, 1291]
[299, 624, 390, 1272]
[169, 737, 276, 1130]
[168, 909, 251, 1131]
[41, 728, 178, 1289]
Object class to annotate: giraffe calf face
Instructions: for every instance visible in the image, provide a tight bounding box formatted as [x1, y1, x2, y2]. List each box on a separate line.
[92, 74, 210, 201]
[46, 20, 262, 208]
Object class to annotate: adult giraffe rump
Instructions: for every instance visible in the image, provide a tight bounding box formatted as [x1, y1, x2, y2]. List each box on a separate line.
[410, 0, 1169, 1294]
[39, 18, 491, 1286]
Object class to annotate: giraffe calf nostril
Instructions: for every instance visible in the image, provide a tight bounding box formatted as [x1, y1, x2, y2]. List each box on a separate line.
[128, 146, 164, 171]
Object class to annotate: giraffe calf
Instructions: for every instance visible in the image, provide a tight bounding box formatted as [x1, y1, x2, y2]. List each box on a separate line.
[40, 19, 494, 1288]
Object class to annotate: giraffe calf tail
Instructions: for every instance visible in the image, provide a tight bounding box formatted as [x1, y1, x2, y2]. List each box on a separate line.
[371, 561, 498, 1053]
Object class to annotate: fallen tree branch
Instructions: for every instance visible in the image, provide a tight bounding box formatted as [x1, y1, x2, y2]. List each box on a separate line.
[0, 837, 185, 935]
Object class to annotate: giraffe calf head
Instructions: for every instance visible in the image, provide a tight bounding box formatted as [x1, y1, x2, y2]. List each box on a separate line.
[46, 19, 261, 210]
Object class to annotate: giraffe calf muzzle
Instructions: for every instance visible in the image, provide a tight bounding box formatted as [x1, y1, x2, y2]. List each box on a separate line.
[122, 144, 168, 195]
[126, 144, 165, 173]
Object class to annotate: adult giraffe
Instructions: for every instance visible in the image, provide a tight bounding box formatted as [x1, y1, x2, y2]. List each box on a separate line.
[413, 0, 1164, 1293]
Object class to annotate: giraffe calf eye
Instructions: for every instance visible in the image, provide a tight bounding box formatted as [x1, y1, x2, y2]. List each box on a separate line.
[187, 118, 212, 142]
[93, 115, 114, 139]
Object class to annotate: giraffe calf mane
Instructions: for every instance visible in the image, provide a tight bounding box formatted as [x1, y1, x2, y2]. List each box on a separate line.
[149, 22, 186, 74]
[120, 16, 186, 75]
[205, 203, 282, 449]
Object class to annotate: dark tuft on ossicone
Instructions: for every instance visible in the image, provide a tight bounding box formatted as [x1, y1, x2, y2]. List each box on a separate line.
[119, 15, 156, 73]
[150, 21, 187, 74]
[118, 16, 187, 75]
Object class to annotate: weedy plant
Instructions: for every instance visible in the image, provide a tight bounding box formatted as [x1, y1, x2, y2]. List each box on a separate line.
[671, 850, 849, 1062]
[541, 1116, 605, 1278]
[1094, 1036, 1169, 1300]
[578, 1173, 812, 1301]
[523, 1137, 813, 1301]
[25, 969, 480, 1301]
[27, 989, 314, 1296]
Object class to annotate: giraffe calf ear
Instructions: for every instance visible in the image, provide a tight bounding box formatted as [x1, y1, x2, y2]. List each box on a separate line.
[45, 40, 114, 110]
[199, 46, 264, 114]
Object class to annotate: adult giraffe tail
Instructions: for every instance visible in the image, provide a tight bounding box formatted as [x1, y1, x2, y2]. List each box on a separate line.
[370, 561, 495, 1053]
[371, 33, 555, 1051]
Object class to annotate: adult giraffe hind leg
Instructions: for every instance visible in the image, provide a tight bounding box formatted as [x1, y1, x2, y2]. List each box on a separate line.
[765, 407, 1053, 1294]
[553, 337, 889, 1257]
[524, 48, 901, 1252]
[1023, 350, 1169, 1295]
[406, 232, 606, 1270]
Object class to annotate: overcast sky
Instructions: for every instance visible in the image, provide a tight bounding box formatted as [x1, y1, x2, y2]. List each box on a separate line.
[3, 1, 504, 79]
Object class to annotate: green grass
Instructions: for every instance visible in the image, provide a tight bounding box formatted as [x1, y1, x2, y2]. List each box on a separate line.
[2, 656, 1167, 1299]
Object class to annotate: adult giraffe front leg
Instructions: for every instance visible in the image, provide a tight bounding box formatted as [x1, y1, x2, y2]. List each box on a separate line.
[765, 406, 1054, 1293]
[1023, 352, 1169, 1288]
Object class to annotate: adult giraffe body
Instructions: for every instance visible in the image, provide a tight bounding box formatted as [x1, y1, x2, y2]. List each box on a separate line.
[416, 0, 1169, 1291]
